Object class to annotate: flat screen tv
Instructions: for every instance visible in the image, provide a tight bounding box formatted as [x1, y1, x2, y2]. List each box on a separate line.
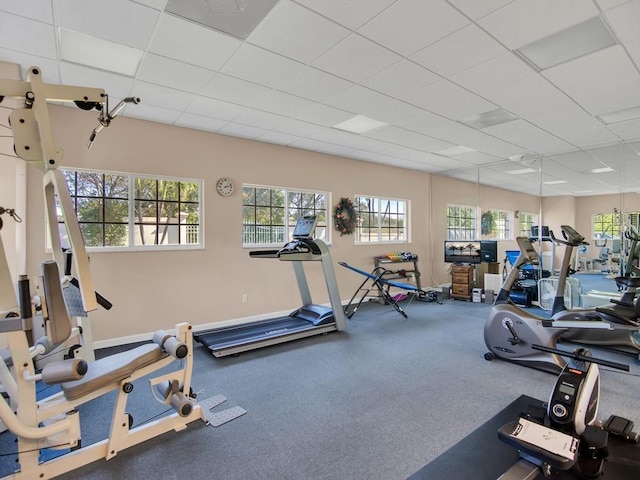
[444, 241, 481, 264]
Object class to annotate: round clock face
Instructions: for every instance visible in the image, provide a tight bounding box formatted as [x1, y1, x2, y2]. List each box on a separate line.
[216, 178, 234, 197]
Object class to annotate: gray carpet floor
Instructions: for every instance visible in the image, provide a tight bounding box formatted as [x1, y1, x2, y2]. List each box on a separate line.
[1, 274, 638, 480]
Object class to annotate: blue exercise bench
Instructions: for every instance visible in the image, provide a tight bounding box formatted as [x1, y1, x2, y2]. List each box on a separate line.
[339, 262, 439, 319]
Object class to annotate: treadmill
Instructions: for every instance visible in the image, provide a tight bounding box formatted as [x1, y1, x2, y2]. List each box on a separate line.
[194, 216, 346, 357]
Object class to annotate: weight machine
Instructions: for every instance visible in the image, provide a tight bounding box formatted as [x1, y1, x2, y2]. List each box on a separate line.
[0, 66, 204, 478]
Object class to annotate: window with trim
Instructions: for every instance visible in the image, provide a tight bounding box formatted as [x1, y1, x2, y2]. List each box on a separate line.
[447, 205, 476, 240]
[592, 212, 620, 240]
[58, 169, 202, 250]
[483, 209, 511, 240]
[354, 196, 408, 243]
[518, 212, 538, 237]
[242, 185, 327, 246]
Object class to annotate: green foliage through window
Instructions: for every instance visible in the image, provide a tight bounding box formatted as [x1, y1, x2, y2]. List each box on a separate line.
[447, 205, 476, 240]
[242, 185, 327, 245]
[59, 169, 202, 249]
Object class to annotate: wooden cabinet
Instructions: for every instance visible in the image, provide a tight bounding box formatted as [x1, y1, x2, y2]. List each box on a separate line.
[451, 265, 475, 301]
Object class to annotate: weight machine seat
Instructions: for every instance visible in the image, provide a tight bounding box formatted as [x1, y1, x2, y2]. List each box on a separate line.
[61, 343, 163, 401]
[595, 306, 640, 327]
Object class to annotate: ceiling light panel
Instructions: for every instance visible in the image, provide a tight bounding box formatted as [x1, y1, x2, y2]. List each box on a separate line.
[478, 0, 599, 50]
[515, 16, 617, 70]
[333, 115, 388, 134]
[59, 28, 143, 76]
[459, 108, 519, 129]
[165, 0, 278, 39]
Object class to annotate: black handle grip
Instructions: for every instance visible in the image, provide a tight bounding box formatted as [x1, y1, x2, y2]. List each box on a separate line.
[532, 344, 629, 371]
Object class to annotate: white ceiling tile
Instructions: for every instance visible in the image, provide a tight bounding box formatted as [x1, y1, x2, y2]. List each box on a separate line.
[174, 113, 228, 132]
[478, 0, 599, 49]
[528, 110, 621, 147]
[0, 49, 59, 83]
[596, 0, 634, 11]
[324, 85, 393, 115]
[130, 80, 196, 111]
[606, 116, 640, 139]
[256, 131, 301, 146]
[186, 96, 246, 121]
[446, 0, 514, 20]
[547, 151, 608, 173]
[0, 0, 53, 23]
[254, 90, 352, 126]
[403, 80, 497, 120]
[410, 24, 506, 77]
[364, 125, 455, 152]
[361, 60, 441, 98]
[247, 1, 350, 63]
[273, 119, 336, 138]
[60, 63, 135, 99]
[125, 102, 182, 125]
[365, 101, 447, 133]
[0, 13, 56, 59]
[294, 0, 396, 30]
[543, 46, 640, 115]
[605, 0, 640, 42]
[359, 0, 469, 56]
[482, 119, 574, 153]
[449, 151, 502, 166]
[312, 34, 402, 83]
[148, 13, 241, 70]
[625, 37, 640, 70]
[277, 67, 353, 103]
[233, 110, 289, 130]
[221, 44, 305, 88]
[201, 74, 272, 107]
[219, 122, 268, 140]
[449, 52, 536, 94]
[290, 138, 350, 156]
[54, 0, 160, 50]
[137, 54, 216, 93]
[132, 0, 166, 10]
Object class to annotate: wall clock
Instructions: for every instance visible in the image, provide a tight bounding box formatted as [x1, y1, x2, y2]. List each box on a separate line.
[216, 177, 234, 197]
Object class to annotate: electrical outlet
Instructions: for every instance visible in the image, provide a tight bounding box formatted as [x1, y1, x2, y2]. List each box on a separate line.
[242, 294, 248, 303]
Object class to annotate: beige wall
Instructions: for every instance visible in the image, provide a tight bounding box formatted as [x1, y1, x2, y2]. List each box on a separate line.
[429, 174, 540, 286]
[25, 105, 432, 344]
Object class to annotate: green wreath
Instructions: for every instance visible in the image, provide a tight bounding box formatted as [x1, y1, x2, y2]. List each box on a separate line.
[334, 197, 357, 236]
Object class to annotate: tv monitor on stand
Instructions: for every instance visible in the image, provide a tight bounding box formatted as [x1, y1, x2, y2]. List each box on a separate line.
[444, 241, 481, 264]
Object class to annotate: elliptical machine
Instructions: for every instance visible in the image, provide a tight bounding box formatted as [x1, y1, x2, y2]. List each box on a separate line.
[497, 344, 636, 479]
[484, 235, 614, 374]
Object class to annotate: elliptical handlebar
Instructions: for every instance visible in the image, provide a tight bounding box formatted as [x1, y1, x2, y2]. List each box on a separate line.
[624, 229, 640, 242]
[531, 344, 629, 371]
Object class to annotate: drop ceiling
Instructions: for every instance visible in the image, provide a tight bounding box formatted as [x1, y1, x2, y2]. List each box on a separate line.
[2, 0, 640, 197]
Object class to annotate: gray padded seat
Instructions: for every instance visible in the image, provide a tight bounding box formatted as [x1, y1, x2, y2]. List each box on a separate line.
[61, 343, 163, 401]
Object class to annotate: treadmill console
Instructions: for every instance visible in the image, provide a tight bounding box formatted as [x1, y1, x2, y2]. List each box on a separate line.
[560, 225, 586, 246]
[279, 216, 321, 257]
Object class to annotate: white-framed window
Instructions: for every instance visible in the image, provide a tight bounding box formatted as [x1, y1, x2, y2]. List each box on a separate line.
[482, 209, 511, 240]
[354, 196, 408, 243]
[447, 204, 477, 240]
[57, 168, 202, 251]
[518, 212, 538, 237]
[592, 212, 620, 240]
[242, 184, 328, 246]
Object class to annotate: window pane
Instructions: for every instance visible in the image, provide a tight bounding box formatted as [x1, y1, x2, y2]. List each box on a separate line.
[105, 199, 128, 223]
[135, 200, 157, 221]
[76, 172, 102, 197]
[180, 182, 199, 202]
[105, 224, 128, 247]
[77, 197, 103, 222]
[104, 174, 128, 198]
[135, 178, 157, 200]
[80, 223, 103, 247]
[160, 202, 180, 224]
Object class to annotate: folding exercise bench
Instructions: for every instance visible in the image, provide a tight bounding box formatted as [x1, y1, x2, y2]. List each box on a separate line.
[339, 262, 439, 319]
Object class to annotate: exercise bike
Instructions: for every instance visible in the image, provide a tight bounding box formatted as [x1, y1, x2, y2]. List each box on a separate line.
[484, 234, 614, 374]
[497, 344, 637, 479]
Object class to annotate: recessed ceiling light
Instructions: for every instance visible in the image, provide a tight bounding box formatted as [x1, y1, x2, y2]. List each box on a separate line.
[459, 108, 519, 129]
[333, 115, 388, 134]
[591, 167, 614, 173]
[435, 145, 476, 156]
[506, 168, 537, 175]
[596, 105, 640, 124]
[59, 28, 143, 76]
[515, 16, 617, 70]
[543, 180, 568, 185]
